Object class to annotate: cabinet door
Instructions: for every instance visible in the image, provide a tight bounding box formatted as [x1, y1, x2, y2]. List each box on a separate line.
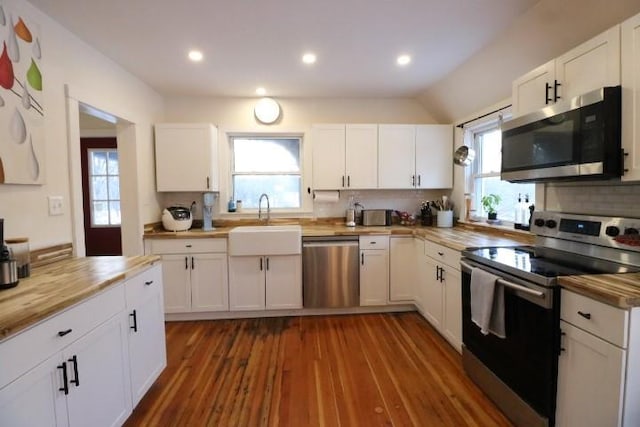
[556, 26, 621, 102]
[512, 60, 555, 117]
[160, 255, 191, 313]
[442, 266, 462, 352]
[312, 124, 346, 189]
[622, 13, 640, 181]
[0, 353, 67, 427]
[265, 255, 302, 309]
[345, 124, 378, 189]
[229, 256, 266, 311]
[556, 321, 625, 427]
[413, 239, 426, 312]
[191, 253, 229, 312]
[65, 314, 132, 427]
[155, 124, 217, 192]
[378, 124, 416, 189]
[415, 125, 453, 189]
[359, 250, 389, 306]
[389, 237, 416, 303]
[127, 266, 167, 406]
[420, 256, 443, 330]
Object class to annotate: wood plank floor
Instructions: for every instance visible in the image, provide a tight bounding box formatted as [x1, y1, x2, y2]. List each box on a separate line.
[125, 312, 512, 426]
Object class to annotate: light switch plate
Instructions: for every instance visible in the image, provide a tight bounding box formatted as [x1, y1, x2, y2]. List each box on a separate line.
[48, 196, 63, 216]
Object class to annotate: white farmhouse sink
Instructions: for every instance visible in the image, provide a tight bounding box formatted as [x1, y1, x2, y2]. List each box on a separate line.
[228, 225, 302, 256]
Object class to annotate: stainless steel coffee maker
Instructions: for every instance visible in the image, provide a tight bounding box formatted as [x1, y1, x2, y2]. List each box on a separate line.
[0, 219, 19, 289]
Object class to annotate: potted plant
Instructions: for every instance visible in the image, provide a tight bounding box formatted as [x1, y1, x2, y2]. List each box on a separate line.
[481, 194, 502, 220]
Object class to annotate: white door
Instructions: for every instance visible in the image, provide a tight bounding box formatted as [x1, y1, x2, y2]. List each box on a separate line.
[378, 124, 416, 189]
[265, 255, 302, 309]
[415, 125, 453, 189]
[512, 60, 556, 117]
[190, 253, 229, 312]
[345, 124, 378, 189]
[65, 314, 132, 427]
[0, 353, 67, 427]
[312, 124, 346, 189]
[389, 237, 416, 302]
[442, 266, 462, 352]
[622, 13, 640, 181]
[556, 321, 625, 427]
[160, 255, 191, 313]
[229, 256, 266, 311]
[359, 250, 389, 306]
[556, 26, 621, 102]
[420, 256, 443, 330]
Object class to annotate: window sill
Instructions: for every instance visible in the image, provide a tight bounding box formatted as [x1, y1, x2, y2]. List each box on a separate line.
[457, 218, 533, 236]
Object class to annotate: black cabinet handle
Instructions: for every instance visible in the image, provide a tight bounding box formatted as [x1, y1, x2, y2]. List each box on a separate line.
[186, 244, 192, 248]
[144, 280, 153, 286]
[185, 256, 188, 270]
[412, 175, 415, 187]
[58, 363, 69, 395]
[191, 256, 195, 270]
[206, 176, 210, 189]
[435, 266, 440, 281]
[553, 80, 561, 101]
[68, 355, 79, 387]
[266, 257, 270, 271]
[361, 253, 364, 265]
[545, 82, 552, 104]
[260, 257, 263, 271]
[577, 311, 591, 320]
[58, 328, 72, 337]
[417, 175, 421, 187]
[342, 176, 345, 187]
[438, 251, 444, 256]
[347, 176, 351, 187]
[130, 309, 138, 332]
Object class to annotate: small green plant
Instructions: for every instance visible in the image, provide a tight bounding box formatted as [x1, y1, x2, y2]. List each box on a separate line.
[481, 194, 502, 216]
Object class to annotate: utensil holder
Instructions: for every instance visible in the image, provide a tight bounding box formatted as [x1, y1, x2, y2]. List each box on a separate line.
[436, 210, 453, 228]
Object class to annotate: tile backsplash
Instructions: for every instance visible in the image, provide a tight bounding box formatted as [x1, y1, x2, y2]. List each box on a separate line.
[545, 182, 640, 218]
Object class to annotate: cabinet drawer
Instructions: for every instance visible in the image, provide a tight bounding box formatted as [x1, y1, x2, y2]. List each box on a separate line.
[0, 282, 126, 388]
[561, 289, 628, 348]
[150, 238, 227, 254]
[359, 235, 389, 250]
[125, 263, 163, 307]
[424, 242, 460, 269]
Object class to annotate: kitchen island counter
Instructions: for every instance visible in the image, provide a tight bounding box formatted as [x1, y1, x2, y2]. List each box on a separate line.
[0, 255, 160, 341]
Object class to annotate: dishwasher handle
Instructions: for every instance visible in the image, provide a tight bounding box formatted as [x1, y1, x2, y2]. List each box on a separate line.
[303, 241, 359, 248]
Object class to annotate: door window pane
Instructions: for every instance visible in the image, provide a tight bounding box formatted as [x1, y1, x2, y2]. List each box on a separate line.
[88, 148, 120, 226]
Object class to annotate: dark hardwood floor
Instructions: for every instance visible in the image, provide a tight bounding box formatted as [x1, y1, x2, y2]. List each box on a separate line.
[125, 312, 511, 426]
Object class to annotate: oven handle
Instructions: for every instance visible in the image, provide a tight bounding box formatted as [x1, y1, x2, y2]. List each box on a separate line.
[460, 260, 545, 299]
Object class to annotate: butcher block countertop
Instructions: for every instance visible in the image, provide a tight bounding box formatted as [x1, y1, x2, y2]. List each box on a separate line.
[0, 255, 160, 341]
[558, 273, 640, 309]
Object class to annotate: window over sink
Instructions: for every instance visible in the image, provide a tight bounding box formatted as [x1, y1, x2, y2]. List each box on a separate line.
[230, 136, 302, 209]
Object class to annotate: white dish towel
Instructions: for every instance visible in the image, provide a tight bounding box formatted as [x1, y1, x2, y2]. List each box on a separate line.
[470, 267, 506, 338]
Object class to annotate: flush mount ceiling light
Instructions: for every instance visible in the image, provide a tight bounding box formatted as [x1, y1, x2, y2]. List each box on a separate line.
[188, 50, 203, 62]
[302, 53, 317, 64]
[397, 54, 411, 66]
[254, 97, 281, 124]
[255, 87, 267, 96]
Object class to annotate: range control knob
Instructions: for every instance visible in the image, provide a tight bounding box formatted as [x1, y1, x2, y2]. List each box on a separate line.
[534, 218, 545, 227]
[605, 226, 620, 237]
[545, 219, 557, 229]
[624, 227, 639, 235]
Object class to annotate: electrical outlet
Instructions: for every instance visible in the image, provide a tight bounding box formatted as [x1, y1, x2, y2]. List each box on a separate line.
[48, 196, 63, 216]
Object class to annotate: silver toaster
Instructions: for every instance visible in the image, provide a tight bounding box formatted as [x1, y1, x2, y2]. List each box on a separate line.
[361, 209, 392, 226]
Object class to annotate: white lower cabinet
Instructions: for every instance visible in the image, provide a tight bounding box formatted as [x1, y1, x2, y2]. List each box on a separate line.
[389, 236, 417, 303]
[148, 239, 228, 313]
[359, 236, 389, 306]
[229, 255, 302, 311]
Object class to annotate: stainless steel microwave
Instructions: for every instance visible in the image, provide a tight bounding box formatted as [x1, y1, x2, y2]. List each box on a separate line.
[501, 86, 621, 182]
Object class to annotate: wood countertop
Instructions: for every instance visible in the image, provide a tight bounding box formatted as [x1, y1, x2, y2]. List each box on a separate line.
[558, 273, 640, 309]
[0, 255, 160, 341]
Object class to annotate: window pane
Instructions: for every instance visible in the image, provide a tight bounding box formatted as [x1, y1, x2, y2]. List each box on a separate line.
[109, 201, 121, 225]
[108, 177, 120, 200]
[107, 151, 119, 174]
[91, 176, 108, 200]
[479, 129, 501, 174]
[234, 138, 300, 173]
[92, 201, 109, 225]
[90, 151, 107, 175]
[233, 175, 301, 208]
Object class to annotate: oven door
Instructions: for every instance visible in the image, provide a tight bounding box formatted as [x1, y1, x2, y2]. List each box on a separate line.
[460, 259, 560, 426]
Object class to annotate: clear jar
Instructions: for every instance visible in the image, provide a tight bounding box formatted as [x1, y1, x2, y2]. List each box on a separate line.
[6, 238, 29, 278]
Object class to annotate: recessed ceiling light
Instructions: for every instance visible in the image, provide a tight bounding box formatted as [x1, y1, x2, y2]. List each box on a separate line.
[256, 87, 267, 96]
[302, 53, 317, 64]
[188, 50, 203, 62]
[397, 54, 411, 66]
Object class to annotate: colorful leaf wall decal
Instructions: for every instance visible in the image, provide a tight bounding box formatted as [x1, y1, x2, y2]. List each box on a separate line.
[32, 37, 40, 59]
[10, 107, 26, 144]
[0, 6, 5, 26]
[7, 16, 19, 61]
[14, 17, 32, 42]
[0, 42, 14, 89]
[27, 59, 41, 90]
[29, 136, 39, 180]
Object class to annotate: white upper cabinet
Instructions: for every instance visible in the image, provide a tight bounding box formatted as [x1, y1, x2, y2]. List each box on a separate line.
[378, 124, 453, 189]
[622, 12, 640, 181]
[312, 124, 377, 189]
[512, 26, 621, 117]
[155, 123, 219, 192]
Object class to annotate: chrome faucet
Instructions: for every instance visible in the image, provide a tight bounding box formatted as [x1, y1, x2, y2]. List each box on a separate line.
[258, 193, 270, 224]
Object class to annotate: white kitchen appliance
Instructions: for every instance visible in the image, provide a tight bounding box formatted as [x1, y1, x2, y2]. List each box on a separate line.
[161, 206, 193, 231]
[203, 192, 216, 231]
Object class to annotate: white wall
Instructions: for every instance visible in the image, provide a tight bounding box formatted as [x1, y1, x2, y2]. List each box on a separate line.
[0, 0, 163, 253]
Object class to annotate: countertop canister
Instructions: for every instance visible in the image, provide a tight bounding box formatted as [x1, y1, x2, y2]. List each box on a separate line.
[436, 210, 453, 228]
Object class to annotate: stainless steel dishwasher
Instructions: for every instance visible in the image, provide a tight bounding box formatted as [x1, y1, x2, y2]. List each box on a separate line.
[302, 236, 359, 308]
